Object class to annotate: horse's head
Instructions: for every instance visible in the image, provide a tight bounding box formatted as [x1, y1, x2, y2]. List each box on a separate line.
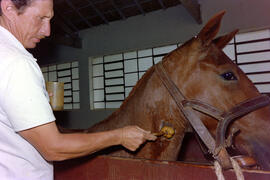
[163, 11, 270, 170]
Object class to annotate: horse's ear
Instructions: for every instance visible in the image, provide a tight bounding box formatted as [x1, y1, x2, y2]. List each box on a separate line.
[213, 29, 239, 49]
[197, 11, 226, 46]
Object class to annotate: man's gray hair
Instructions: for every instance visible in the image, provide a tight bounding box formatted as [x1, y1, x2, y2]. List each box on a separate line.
[0, 0, 33, 15]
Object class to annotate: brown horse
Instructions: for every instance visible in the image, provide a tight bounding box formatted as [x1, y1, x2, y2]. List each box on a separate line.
[67, 12, 270, 170]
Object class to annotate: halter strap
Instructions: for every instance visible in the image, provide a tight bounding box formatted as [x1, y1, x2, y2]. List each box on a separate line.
[155, 62, 217, 153]
[154, 61, 270, 169]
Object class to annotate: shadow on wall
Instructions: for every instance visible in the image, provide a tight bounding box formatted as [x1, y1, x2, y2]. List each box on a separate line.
[28, 40, 59, 65]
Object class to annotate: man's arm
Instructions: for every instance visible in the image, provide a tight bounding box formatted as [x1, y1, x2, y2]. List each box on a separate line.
[19, 122, 156, 161]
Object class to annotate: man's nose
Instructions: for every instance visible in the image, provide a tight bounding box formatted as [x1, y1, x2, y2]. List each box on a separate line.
[41, 21, 51, 37]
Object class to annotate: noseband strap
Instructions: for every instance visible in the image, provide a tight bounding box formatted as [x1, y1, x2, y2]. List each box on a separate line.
[216, 94, 270, 151]
[183, 95, 270, 152]
[155, 62, 270, 169]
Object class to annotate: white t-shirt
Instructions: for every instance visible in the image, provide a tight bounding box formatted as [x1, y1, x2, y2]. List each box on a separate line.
[0, 26, 55, 179]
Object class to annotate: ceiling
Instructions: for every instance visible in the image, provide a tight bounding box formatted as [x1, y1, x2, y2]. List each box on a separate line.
[49, 0, 201, 48]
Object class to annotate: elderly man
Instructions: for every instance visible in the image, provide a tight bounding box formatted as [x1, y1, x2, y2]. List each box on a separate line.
[0, 0, 156, 179]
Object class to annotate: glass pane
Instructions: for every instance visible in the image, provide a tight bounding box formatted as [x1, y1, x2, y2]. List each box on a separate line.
[106, 101, 122, 108]
[72, 68, 79, 79]
[73, 103, 80, 109]
[73, 91, 80, 103]
[72, 80, 79, 91]
[94, 102, 105, 109]
[124, 51, 137, 59]
[64, 90, 72, 96]
[256, 84, 270, 93]
[58, 70, 71, 77]
[237, 41, 270, 53]
[41, 67, 48, 72]
[105, 78, 123, 86]
[93, 77, 104, 89]
[124, 59, 137, 73]
[106, 94, 124, 101]
[138, 49, 152, 57]
[64, 97, 72, 103]
[94, 90, 104, 101]
[248, 73, 270, 83]
[48, 71, 57, 81]
[237, 51, 270, 63]
[104, 54, 122, 63]
[105, 62, 123, 71]
[139, 72, 146, 79]
[72, 61, 78, 67]
[92, 57, 103, 64]
[105, 70, 123, 78]
[58, 77, 71, 83]
[153, 45, 177, 55]
[235, 29, 270, 42]
[223, 44, 235, 61]
[57, 63, 70, 69]
[64, 104, 72, 109]
[125, 87, 133, 97]
[105, 86, 124, 93]
[125, 73, 138, 86]
[49, 65, 56, 71]
[64, 83, 71, 89]
[239, 62, 270, 73]
[43, 73, 48, 81]
[93, 64, 103, 76]
[138, 57, 153, 71]
[154, 56, 163, 64]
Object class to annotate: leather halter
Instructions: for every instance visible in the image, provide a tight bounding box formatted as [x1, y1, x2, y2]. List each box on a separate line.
[155, 62, 270, 169]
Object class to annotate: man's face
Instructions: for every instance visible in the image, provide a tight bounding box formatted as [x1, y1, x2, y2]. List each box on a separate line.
[12, 0, 54, 48]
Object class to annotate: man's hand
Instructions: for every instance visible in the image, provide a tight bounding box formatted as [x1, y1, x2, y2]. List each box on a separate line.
[121, 126, 157, 151]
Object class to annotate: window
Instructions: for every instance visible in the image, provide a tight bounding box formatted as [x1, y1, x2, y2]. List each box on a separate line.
[223, 29, 270, 94]
[234, 29, 270, 94]
[89, 44, 180, 110]
[90, 28, 270, 110]
[41, 61, 80, 110]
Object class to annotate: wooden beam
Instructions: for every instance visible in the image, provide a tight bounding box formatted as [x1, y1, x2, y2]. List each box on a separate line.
[134, 0, 145, 16]
[179, 0, 202, 24]
[157, 0, 166, 10]
[111, 0, 126, 20]
[86, 0, 109, 24]
[65, 0, 92, 28]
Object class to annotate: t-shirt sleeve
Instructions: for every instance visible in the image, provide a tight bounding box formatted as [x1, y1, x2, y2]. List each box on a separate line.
[1, 57, 55, 132]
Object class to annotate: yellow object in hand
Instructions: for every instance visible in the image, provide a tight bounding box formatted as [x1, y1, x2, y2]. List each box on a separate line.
[153, 126, 175, 139]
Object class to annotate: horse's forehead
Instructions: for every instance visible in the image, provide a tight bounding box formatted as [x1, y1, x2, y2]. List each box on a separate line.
[202, 45, 232, 66]
[165, 38, 233, 68]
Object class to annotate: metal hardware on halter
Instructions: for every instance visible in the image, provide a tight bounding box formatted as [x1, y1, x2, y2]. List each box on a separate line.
[154, 61, 270, 169]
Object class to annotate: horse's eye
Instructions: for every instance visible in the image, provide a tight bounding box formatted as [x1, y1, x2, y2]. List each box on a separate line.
[221, 71, 237, 81]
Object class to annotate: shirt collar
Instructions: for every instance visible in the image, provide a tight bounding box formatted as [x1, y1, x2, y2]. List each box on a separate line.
[0, 25, 36, 61]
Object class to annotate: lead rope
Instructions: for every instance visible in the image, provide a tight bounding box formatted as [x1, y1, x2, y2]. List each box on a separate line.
[214, 158, 244, 180]
[230, 157, 244, 180]
[214, 161, 225, 180]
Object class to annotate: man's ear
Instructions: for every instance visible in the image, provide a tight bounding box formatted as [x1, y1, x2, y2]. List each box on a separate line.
[1, 0, 18, 20]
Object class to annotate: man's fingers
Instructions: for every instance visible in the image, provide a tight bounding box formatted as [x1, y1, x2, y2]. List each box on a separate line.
[136, 126, 157, 141]
[121, 126, 158, 151]
[144, 132, 157, 141]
